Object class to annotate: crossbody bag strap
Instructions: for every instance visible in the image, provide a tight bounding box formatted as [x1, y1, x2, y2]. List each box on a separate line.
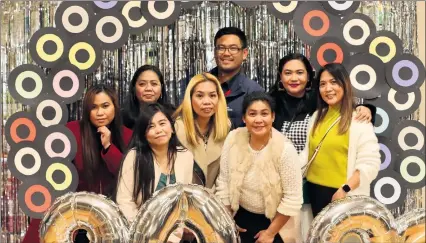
[302, 116, 341, 177]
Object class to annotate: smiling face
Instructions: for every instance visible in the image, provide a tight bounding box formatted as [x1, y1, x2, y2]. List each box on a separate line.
[214, 34, 248, 73]
[243, 101, 275, 138]
[89, 91, 116, 127]
[280, 59, 309, 98]
[135, 70, 162, 103]
[145, 111, 173, 148]
[319, 70, 344, 107]
[191, 81, 219, 120]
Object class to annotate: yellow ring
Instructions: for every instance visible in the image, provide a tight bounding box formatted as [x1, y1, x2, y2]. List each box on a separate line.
[35, 34, 64, 62]
[46, 163, 72, 191]
[369, 36, 396, 63]
[69, 42, 96, 70]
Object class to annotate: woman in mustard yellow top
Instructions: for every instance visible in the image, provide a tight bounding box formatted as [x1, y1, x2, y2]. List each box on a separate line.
[301, 63, 381, 217]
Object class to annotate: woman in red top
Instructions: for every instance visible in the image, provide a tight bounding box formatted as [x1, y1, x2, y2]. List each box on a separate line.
[22, 84, 133, 243]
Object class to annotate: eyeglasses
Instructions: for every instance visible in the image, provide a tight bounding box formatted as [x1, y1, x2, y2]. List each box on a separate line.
[215, 46, 244, 55]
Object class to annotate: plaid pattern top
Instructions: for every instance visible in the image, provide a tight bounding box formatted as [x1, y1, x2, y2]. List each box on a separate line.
[281, 114, 311, 153]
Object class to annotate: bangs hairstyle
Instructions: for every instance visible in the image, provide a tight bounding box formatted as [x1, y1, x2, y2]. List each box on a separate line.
[173, 73, 229, 147]
[116, 103, 184, 205]
[313, 63, 355, 135]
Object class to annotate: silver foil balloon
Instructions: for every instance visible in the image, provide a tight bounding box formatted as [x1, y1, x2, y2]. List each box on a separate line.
[306, 196, 399, 243]
[129, 184, 239, 243]
[39, 192, 129, 243]
[396, 208, 425, 243]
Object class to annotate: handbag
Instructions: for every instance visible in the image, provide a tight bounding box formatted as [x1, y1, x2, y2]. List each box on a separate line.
[302, 116, 341, 204]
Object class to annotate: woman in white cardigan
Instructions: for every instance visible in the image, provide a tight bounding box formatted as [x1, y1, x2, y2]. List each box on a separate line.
[215, 92, 303, 243]
[301, 63, 381, 217]
[115, 103, 195, 243]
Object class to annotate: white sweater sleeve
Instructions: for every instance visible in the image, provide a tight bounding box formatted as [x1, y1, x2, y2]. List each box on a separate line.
[116, 149, 139, 223]
[214, 133, 233, 206]
[353, 122, 381, 188]
[277, 141, 303, 217]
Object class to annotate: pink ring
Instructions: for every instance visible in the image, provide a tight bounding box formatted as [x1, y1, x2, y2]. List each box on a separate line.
[53, 70, 79, 98]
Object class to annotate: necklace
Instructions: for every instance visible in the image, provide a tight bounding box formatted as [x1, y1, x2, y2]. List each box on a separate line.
[154, 157, 172, 185]
[249, 130, 272, 151]
[249, 133, 271, 151]
[196, 121, 212, 151]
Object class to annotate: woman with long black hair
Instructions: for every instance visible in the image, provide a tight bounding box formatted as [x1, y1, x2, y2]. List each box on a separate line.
[23, 84, 132, 243]
[115, 103, 199, 242]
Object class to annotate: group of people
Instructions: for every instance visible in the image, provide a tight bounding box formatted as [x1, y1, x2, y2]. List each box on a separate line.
[22, 27, 381, 243]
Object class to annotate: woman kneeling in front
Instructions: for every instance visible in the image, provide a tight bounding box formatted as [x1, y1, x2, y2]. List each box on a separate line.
[215, 91, 303, 243]
[115, 103, 197, 243]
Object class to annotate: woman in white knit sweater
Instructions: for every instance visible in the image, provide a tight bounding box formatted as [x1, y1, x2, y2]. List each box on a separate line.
[215, 91, 303, 243]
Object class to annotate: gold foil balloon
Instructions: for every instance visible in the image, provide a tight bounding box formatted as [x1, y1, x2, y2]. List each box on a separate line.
[306, 196, 399, 243]
[396, 208, 425, 243]
[129, 184, 239, 243]
[39, 192, 129, 243]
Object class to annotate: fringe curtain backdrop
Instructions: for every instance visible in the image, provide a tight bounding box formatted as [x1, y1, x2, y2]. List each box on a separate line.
[0, 1, 421, 242]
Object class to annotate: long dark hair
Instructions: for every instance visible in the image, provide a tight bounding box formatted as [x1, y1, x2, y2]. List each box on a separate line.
[117, 103, 184, 205]
[313, 63, 355, 135]
[270, 53, 315, 93]
[80, 84, 125, 185]
[122, 65, 168, 129]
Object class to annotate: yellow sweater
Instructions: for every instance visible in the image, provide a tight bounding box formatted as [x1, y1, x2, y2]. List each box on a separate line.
[306, 107, 349, 188]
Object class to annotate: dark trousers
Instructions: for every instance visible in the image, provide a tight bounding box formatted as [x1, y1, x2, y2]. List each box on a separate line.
[234, 207, 284, 243]
[306, 181, 338, 217]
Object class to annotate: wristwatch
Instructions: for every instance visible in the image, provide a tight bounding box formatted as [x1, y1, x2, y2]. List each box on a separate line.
[342, 184, 351, 193]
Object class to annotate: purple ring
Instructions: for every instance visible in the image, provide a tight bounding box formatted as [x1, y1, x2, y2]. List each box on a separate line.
[94, 1, 118, 9]
[379, 143, 391, 170]
[392, 60, 419, 87]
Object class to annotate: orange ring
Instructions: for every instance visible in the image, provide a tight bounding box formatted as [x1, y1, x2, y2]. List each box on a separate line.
[10, 118, 37, 143]
[303, 10, 330, 37]
[25, 185, 52, 213]
[317, 43, 344, 67]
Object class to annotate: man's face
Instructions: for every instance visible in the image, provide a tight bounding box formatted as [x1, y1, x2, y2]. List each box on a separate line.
[214, 34, 248, 73]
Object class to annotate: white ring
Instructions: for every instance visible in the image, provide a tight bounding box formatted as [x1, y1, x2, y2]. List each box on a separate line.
[374, 177, 401, 205]
[350, 64, 376, 91]
[272, 2, 298, 13]
[343, 19, 370, 46]
[52, 70, 80, 98]
[45, 132, 72, 158]
[95, 16, 124, 44]
[62, 6, 89, 34]
[122, 1, 148, 28]
[15, 71, 43, 99]
[148, 1, 175, 20]
[388, 89, 416, 111]
[400, 156, 425, 183]
[14, 147, 41, 176]
[397, 126, 424, 151]
[328, 1, 354, 11]
[374, 108, 389, 134]
[36, 100, 63, 127]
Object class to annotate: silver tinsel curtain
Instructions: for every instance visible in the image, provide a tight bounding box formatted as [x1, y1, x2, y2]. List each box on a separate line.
[0, 1, 421, 242]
